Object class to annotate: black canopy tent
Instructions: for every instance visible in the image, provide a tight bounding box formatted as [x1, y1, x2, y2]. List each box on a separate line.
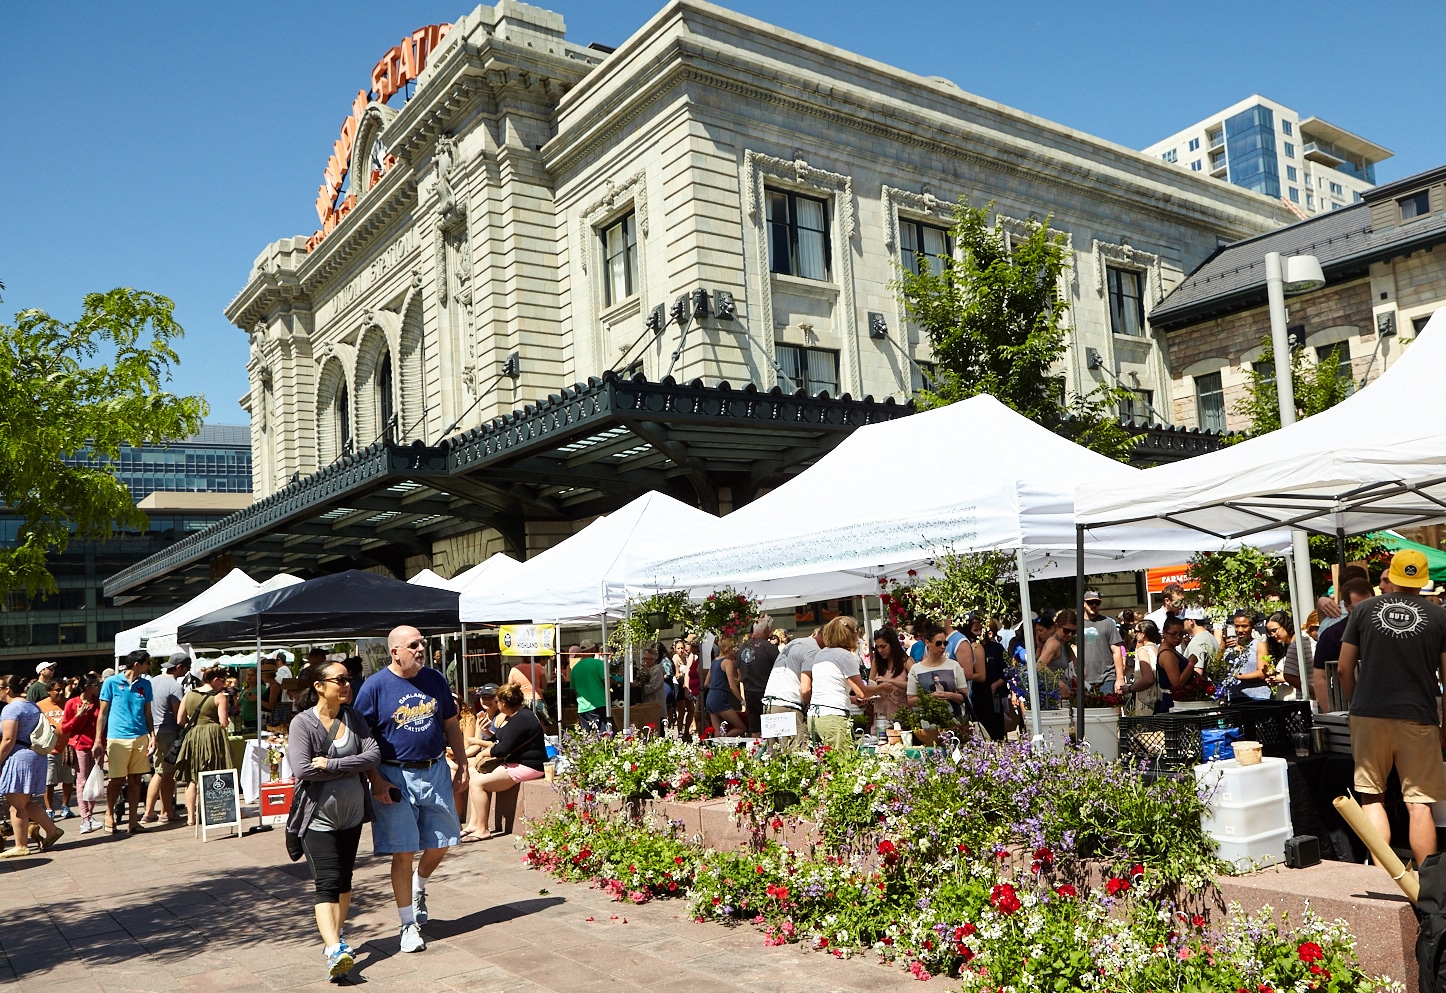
[177, 569, 461, 834]
[177, 569, 461, 643]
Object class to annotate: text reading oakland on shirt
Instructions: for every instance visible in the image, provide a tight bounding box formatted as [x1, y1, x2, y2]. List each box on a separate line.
[354, 667, 457, 763]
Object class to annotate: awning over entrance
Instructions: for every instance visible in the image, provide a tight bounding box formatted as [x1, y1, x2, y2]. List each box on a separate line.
[104, 374, 912, 605]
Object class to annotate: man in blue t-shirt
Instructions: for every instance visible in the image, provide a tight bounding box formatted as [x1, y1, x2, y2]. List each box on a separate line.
[354, 626, 467, 954]
[94, 650, 155, 834]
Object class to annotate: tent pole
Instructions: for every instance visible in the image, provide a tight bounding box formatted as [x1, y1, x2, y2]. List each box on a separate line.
[1016, 547, 1043, 742]
[600, 610, 611, 732]
[1336, 528, 1348, 597]
[460, 625, 468, 706]
[1284, 542, 1310, 701]
[245, 624, 268, 835]
[623, 599, 632, 731]
[1075, 525, 1086, 745]
[554, 624, 563, 741]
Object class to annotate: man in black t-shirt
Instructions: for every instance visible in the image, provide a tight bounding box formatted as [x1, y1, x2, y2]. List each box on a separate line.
[739, 618, 779, 736]
[1339, 549, 1446, 867]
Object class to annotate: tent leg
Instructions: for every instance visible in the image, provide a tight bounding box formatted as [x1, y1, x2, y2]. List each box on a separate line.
[1016, 548, 1043, 743]
[244, 626, 270, 836]
[623, 601, 632, 731]
[600, 612, 611, 732]
[554, 625, 563, 740]
[460, 626, 468, 703]
[1336, 528, 1348, 596]
[1284, 542, 1311, 701]
[1075, 525, 1086, 745]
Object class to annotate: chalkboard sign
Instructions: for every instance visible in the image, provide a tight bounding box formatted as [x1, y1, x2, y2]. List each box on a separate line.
[198, 768, 240, 841]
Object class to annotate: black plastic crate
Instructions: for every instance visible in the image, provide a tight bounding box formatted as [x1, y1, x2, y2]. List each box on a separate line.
[1217, 701, 1313, 757]
[1118, 708, 1236, 768]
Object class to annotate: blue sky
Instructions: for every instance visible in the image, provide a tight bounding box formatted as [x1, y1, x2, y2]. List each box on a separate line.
[2, 1, 1439, 424]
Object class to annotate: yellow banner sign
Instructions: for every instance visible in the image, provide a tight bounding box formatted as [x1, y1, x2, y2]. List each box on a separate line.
[499, 623, 556, 656]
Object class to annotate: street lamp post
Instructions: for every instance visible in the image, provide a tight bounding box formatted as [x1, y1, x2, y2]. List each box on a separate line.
[1264, 251, 1326, 689]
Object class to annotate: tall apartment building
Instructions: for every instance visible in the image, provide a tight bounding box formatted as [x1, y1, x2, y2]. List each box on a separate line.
[1144, 95, 1391, 217]
[1, 426, 253, 670]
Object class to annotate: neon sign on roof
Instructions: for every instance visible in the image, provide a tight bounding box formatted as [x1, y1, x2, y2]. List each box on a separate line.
[307, 24, 452, 252]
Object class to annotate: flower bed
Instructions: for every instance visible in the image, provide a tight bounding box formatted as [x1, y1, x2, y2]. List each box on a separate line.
[524, 733, 1396, 990]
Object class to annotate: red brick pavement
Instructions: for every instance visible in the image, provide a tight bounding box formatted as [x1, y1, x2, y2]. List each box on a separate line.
[0, 821, 926, 993]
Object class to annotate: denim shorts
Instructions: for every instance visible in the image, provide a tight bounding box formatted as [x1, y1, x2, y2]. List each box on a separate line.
[369, 760, 461, 854]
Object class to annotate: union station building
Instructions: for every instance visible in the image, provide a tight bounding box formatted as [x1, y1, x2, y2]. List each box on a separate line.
[109, 0, 1295, 605]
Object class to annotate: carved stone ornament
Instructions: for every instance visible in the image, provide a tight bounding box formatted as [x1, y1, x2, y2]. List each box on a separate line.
[1092, 239, 1161, 301]
[881, 185, 951, 251]
[578, 171, 648, 275]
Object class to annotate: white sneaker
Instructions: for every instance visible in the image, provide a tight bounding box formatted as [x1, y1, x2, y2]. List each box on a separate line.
[412, 889, 428, 926]
[79, 818, 97, 835]
[398, 923, 425, 953]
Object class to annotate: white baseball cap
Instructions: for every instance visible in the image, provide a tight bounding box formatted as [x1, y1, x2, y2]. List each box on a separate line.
[35, 661, 54, 675]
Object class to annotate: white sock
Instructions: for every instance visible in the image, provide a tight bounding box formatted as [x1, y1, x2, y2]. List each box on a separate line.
[412, 870, 427, 894]
[324, 943, 341, 956]
[398, 905, 415, 926]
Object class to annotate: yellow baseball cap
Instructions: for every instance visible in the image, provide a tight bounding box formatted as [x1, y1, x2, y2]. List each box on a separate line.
[1387, 549, 1431, 589]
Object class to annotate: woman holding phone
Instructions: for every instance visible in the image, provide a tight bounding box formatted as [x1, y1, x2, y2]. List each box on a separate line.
[287, 662, 381, 982]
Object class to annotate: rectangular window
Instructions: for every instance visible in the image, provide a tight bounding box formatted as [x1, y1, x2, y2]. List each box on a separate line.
[767, 189, 831, 280]
[1188, 137, 1201, 152]
[1286, 165, 1297, 181]
[1329, 181, 1343, 196]
[1414, 315, 1433, 334]
[1289, 187, 1299, 202]
[1282, 120, 1293, 136]
[1316, 344, 1354, 393]
[1208, 129, 1224, 148]
[910, 360, 936, 394]
[1195, 372, 1226, 432]
[1224, 105, 1280, 197]
[899, 220, 952, 277]
[1161, 149, 1178, 163]
[1106, 267, 1146, 337]
[1306, 193, 1315, 208]
[601, 213, 637, 306]
[775, 344, 840, 396]
[1191, 160, 1202, 172]
[1284, 142, 1295, 158]
[1401, 190, 1431, 221]
[1120, 389, 1153, 427]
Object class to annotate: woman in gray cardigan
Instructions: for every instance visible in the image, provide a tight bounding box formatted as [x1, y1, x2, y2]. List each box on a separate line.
[287, 661, 380, 983]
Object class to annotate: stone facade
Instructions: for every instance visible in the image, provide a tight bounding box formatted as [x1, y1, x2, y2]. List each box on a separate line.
[228, 0, 1292, 515]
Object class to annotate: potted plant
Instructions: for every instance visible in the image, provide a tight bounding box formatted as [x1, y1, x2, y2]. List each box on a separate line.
[893, 694, 956, 746]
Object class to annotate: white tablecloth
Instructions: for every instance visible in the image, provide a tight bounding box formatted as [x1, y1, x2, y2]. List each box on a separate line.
[239, 740, 291, 804]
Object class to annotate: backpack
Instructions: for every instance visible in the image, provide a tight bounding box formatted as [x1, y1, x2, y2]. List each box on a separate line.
[1419, 852, 1446, 992]
[29, 709, 58, 756]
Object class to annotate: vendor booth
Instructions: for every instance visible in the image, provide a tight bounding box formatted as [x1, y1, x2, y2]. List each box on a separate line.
[113, 569, 304, 658]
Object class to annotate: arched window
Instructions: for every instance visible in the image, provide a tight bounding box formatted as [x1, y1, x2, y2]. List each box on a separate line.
[377, 351, 395, 443]
[338, 383, 353, 455]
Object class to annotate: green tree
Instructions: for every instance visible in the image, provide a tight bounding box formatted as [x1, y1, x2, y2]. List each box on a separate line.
[0, 287, 208, 596]
[896, 199, 1137, 461]
[1232, 335, 1352, 437]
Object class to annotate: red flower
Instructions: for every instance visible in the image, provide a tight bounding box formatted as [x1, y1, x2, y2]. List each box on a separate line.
[989, 883, 1021, 915]
[907, 569, 918, 577]
[1032, 846, 1054, 865]
[1054, 884, 1078, 898]
[1297, 941, 1325, 963]
[1191, 914, 1206, 928]
[1105, 877, 1130, 897]
[1130, 862, 1145, 879]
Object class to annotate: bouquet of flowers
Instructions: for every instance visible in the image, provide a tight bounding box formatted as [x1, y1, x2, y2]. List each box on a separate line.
[875, 572, 921, 627]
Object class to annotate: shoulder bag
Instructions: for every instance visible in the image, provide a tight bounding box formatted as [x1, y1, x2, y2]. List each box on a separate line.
[29, 708, 58, 756]
[164, 691, 203, 767]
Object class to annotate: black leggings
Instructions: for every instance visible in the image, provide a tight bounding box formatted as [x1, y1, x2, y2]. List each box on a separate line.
[302, 824, 363, 904]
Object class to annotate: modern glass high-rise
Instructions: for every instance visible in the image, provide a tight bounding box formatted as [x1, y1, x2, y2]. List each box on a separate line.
[1, 425, 254, 671]
[1144, 95, 1391, 215]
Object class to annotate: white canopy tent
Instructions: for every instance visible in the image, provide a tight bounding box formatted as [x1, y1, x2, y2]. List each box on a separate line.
[113, 569, 304, 658]
[1076, 309, 1446, 542]
[449, 553, 522, 593]
[637, 395, 1286, 737]
[406, 568, 454, 590]
[459, 492, 720, 726]
[459, 491, 720, 624]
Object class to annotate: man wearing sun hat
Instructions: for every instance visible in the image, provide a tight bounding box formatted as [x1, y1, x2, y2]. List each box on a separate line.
[1338, 548, 1446, 867]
